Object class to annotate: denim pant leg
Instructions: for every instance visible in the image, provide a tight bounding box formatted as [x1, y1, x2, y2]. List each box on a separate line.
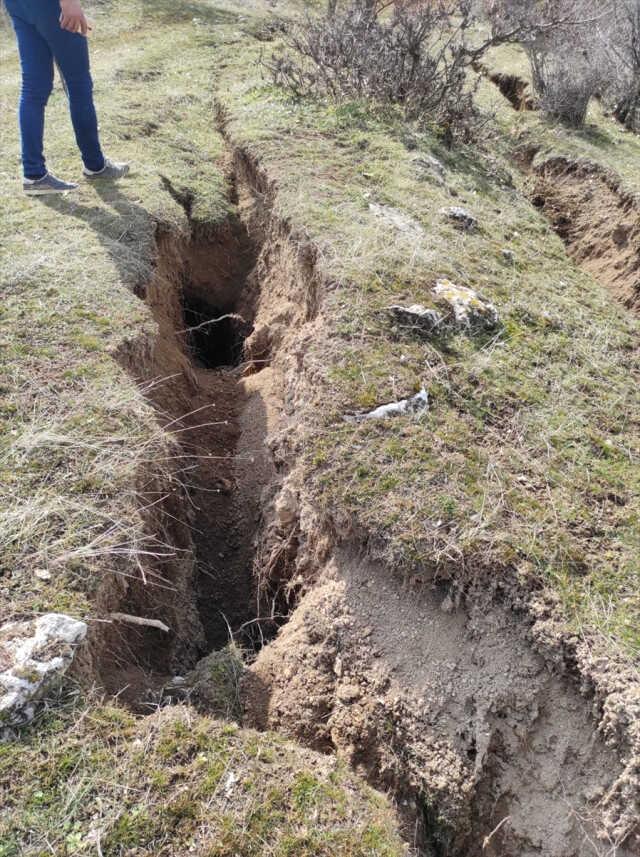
[6, 0, 105, 174]
[34, 4, 105, 172]
[7, 10, 54, 179]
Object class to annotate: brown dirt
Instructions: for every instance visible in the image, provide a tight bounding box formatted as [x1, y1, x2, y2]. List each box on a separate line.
[490, 71, 536, 111]
[242, 548, 640, 857]
[531, 158, 640, 312]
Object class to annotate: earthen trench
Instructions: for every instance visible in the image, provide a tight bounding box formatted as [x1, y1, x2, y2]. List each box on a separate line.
[530, 156, 640, 312]
[102, 157, 301, 705]
[97, 145, 640, 856]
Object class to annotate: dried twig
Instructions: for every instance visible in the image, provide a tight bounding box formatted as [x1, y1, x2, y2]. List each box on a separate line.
[109, 613, 170, 633]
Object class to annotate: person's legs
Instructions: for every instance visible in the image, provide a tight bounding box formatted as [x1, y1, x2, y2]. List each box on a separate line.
[33, 7, 105, 173]
[6, 8, 54, 180]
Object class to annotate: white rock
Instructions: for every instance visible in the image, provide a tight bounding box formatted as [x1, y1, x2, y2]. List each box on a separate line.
[349, 388, 429, 421]
[369, 203, 424, 239]
[0, 613, 87, 738]
[223, 771, 238, 796]
[433, 279, 499, 330]
[414, 154, 446, 177]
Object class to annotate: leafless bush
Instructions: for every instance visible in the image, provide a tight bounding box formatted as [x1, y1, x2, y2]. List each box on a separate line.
[266, 0, 492, 144]
[599, 0, 640, 131]
[528, 33, 605, 126]
[487, 0, 611, 127]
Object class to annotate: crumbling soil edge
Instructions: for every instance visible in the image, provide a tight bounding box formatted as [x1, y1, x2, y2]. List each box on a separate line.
[531, 156, 640, 312]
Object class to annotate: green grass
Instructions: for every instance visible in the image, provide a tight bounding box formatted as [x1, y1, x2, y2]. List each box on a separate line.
[0, 694, 405, 856]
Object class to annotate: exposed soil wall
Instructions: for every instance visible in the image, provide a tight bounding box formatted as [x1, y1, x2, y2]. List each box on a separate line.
[243, 547, 640, 857]
[532, 158, 640, 312]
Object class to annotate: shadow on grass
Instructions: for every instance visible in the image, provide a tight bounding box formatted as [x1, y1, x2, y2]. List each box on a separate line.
[539, 115, 614, 150]
[37, 181, 160, 291]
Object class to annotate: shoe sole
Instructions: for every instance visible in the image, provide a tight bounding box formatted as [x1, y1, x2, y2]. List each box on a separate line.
[24, 187, 78, 196]
[83, 168, 130, 180]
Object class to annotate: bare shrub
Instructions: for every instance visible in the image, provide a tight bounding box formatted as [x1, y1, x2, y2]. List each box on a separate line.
[487, 0, 611, 127]
[600, 0, 640, 131]
[266, 0, 489, 144]
[528, 32, 604, 126]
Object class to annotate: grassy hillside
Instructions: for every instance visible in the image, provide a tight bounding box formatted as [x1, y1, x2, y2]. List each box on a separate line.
[1, 0, 640, 852]
[3, 0, 640, 657]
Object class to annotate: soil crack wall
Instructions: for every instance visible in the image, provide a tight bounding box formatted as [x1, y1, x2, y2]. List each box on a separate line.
[101, 148, 321, 709]
[531, 157, 640, 312]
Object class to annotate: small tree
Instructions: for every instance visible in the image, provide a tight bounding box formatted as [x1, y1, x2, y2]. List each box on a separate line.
[528, 29, 605, 126]
[603, 0, 640, 131]
[267, 0, 533, 144]
[487, 0, 611, 127]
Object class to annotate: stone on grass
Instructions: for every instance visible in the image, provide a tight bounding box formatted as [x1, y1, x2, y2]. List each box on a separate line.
[369, 203, 424, 239]
[0, 613, 87, 738]
[387, 304, 445, 334]
[440, 206, 478, 230]
[349, 388, 429, 421]
[501, 248, 516, 265]
[433, 279, 499, 330]
[413, 154, 446, 183]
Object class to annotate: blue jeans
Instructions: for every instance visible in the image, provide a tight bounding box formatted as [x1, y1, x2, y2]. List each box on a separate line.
[5, 0, 105, 178]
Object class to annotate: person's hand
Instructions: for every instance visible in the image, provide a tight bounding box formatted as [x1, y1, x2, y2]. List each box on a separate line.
[59, 0, 89, 35]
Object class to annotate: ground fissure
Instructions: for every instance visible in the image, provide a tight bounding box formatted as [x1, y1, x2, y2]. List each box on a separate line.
[100, 141, 640, 854]
[99, 163, 285, 706]
[531, 157, 640, 312]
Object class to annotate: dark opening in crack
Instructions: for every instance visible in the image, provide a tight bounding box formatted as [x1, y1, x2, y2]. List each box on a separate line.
[490, 72, 535, 111]
[108, 165, 287, 710]
[182, 293, 252, 369]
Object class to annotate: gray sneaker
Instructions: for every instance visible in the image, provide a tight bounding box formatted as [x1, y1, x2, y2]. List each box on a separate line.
[83, 158, 130, 180]
[23, 172, 78, 196]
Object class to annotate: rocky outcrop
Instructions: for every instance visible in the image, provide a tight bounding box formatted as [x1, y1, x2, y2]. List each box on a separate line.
[0, 613, 87, 738]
